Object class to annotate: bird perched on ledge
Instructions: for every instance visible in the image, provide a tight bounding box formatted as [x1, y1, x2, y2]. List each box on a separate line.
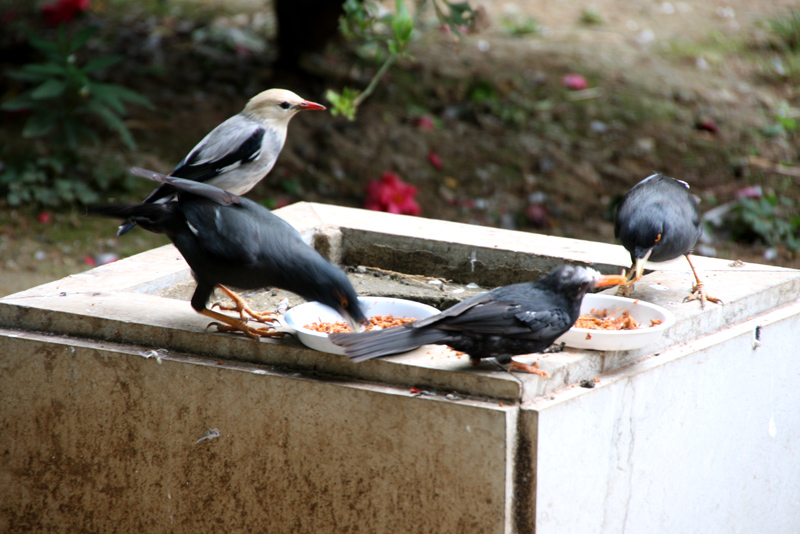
[117, 88, 325, 235]
[91, 168, 365, 338]
[330, 265, 624, 375]
[614, 172, 722, 307]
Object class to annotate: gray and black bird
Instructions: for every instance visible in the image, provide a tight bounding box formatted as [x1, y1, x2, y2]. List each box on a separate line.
[330, 265, 624, 375]
[117, 89, 325, 236]
[614, 172, 721, 307]
[91, 168, 365, 338]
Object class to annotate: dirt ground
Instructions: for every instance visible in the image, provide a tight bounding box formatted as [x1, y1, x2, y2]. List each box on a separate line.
[2, 0, 799, 297]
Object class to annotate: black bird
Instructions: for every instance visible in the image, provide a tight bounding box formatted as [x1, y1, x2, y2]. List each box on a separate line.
[330, 265, 624, 375]
[614, 172, 721, 307]
[90, 168, 366, 338]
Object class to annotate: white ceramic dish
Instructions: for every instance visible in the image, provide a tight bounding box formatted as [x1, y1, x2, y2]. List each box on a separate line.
[556, 293, 675, 351]
[282, 296, 440, 355]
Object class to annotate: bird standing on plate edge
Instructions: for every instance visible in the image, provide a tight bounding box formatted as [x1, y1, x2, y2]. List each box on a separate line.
[614, 172, 722, 307]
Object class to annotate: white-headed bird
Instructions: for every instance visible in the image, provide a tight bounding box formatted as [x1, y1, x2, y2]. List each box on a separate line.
[330, 265, 625, 375]
[118, 89, 325, 235]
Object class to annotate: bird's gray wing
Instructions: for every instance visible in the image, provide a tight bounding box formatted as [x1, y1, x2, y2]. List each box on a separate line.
[172, 116, 266, 183]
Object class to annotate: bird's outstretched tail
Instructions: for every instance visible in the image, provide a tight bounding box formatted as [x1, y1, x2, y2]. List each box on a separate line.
[88, 203, 181, 235]
[330, 326, 448, 362]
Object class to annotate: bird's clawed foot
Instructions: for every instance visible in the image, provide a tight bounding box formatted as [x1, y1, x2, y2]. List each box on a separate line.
[208, 321, 285, 339]
[509, 359, 549, 377]
[683, 282, 723, 309]
[212, 285, 280, 324]
[200, 308, 285, 340]
[615, 269, 638, 297]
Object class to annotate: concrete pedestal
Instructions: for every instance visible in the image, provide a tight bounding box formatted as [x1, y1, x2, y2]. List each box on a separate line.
[2, 203, 799, 533]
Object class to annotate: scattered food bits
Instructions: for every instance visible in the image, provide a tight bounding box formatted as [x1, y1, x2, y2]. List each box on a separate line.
[305, 314, 416, 333]
[585, 333, 592, 340]
[650, 319, 663, 327]
[575, 310, 641, 330]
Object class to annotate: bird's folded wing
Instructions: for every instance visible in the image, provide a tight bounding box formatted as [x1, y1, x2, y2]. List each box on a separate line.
[172, 119, 266, 182]
[433, 300, 549, 337]
[410, 292, 495, 329]
[512, 308, 572, 339]
[181, 201, 261, 264]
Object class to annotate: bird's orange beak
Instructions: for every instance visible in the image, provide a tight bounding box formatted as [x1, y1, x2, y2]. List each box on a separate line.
[299, 100, 326, 111]
[595, 274, 627, 288]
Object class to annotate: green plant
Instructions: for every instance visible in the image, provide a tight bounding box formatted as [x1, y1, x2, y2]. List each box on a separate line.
[501, 15, 541, 36]
[327, 0, 476, 120]
[579, 7, 603, 25]
[767, 9, 800, 52]
[730, 194, 800, 251]
[1, 157, 96, 206]
[1, 25, 153, 149]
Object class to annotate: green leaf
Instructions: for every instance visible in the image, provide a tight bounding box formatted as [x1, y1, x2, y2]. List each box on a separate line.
[391, 0, 414, 49]
[86, 100, 136, 149]
[1, 92, 37, 111]
[5, 70, 50, 82]
[70, 26, 97, 52]
[326, 88, 359, 121]
[22, 62, 68, 76]
[83, 55, 123, 73]
[31, 78, 67, 100]
[23, 112, 59, 138]
[24, 31, 60, 56]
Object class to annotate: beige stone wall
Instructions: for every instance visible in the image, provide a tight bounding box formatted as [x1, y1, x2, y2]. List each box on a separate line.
[0, 331, 509, 533]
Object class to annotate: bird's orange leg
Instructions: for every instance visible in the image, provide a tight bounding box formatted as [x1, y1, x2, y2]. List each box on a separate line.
[682, 254, 723, 308]
[199, 308, 285, 339]
[509, 359, 549, 377]
[211, 284, 281, 324]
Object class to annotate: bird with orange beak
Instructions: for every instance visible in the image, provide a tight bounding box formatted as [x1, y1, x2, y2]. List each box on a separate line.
[331, 265, 625, 376]
[118, 89, 325, 235]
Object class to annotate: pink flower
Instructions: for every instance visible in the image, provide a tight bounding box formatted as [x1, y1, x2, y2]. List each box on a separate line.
[427, 151, 443, 170]
[695, 118, 719, 134]
[37, 211, 52, 224]
[40, 0, 90, 27]
[415, 115, 435, 131]
[561, 73, 588, 90]
[364, 172, 421, 216]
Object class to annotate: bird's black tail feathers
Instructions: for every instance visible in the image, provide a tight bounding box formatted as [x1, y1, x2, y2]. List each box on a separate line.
[330, 326, 449, 362]
[88, 203, 183, 236]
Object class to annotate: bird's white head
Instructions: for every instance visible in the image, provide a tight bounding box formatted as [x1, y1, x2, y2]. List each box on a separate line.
[243, 88, 326, 126]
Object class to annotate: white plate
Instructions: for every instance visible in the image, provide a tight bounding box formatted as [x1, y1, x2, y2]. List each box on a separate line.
[556, 293, 675, 351]
[282, 296, 440, 355]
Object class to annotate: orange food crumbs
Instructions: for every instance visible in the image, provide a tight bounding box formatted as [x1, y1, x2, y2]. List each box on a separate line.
[650, 319, 663, 327]
[305, 314, 416, 334]
[585, 333, 592, 340]
[574, 310, 641, 330]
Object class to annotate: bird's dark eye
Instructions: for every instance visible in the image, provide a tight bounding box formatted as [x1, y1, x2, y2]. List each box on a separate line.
[279, 101, 291, 110]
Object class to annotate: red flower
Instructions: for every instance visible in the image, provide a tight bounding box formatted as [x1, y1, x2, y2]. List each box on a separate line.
[364, 172, 421, 216]
[40, 0, 90, 27]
